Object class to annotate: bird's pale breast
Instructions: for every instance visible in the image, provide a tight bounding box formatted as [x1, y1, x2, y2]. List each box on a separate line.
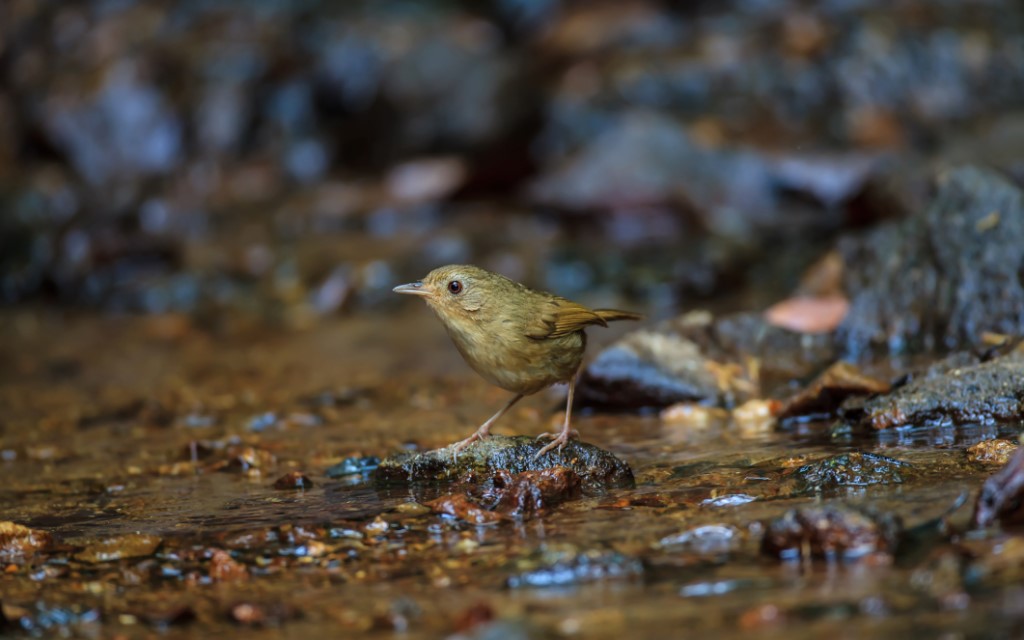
[441, 313, 585, 395]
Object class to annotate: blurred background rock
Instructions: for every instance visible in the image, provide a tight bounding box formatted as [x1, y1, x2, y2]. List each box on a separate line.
[2, 0, 1022, 330]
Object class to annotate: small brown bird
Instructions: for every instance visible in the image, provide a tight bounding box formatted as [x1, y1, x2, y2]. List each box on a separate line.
[394, 265, 642, 457]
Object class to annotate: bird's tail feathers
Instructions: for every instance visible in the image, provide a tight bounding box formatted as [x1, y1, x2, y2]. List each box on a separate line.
[594, 309, 644, 323]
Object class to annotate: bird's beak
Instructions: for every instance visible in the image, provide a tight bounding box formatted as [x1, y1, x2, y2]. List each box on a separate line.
[392, 281, 432, 297]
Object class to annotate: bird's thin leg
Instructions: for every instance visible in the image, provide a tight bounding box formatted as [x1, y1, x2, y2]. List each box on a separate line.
[535, 376, 579, 459]
[451, 393, 524, 458]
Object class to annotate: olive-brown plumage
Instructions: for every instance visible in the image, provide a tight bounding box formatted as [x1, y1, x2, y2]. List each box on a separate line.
[393, 264, 642, 457]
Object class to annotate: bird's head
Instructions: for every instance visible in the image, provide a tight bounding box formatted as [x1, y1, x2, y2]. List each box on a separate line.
[393, 264, 496, 322]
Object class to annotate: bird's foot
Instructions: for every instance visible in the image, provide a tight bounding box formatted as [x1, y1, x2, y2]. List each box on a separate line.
[450, 429, 490, 461]
[533, 428, 579, 459]
[534, 428, 579, 442]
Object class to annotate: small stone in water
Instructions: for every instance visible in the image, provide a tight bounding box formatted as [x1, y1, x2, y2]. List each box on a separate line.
[326, 456, 380, 478]
[0, 522, 52, 559]
[702, 494, 758, 508]
[427, 494, 503, 525]
[394, 502, 431, 516]
[273, 471, 314, 490]
[966, 439, 1018, 466]
[209, 549, 249, 582]
[761, 505, 901, 562]
[247, 412, 278, 432]
[659, 524, 739, 554]
[506, 544, 643, 588]
[363, 517, 389, 535]
[75, 534, 162, 563]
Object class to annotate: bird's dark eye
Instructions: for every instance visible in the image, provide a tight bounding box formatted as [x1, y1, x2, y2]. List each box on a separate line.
[448, 280, 463, 295]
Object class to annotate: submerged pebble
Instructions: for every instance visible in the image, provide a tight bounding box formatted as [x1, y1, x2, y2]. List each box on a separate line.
[965, 440, 1018, 466]
[761, 505, 902, 563]
[659, 524, 740, 554]
[326, 456, 380, 478]
[75, 534, 162, 564]
[273, 471, 314, 490]
[0, 522, 52, 559]
[793, 452, 912, 492]
[505, 545, 643, 588]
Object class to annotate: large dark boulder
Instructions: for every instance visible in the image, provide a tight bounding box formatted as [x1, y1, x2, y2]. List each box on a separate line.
[838, 166, 1024, 356]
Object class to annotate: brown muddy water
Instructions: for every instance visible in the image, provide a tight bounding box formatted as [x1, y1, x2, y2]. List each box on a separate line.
[1, 306, 1021, 639]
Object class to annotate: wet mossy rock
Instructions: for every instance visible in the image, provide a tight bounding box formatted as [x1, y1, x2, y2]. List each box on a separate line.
[862, 344, 1024, 429]
[374, 435, 634, 492]
[794, 452, 912, 492]
[838, 165, 1024, 356]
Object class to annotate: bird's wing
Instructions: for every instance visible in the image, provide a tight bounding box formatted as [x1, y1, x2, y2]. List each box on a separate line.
[524, 298, 607, 339]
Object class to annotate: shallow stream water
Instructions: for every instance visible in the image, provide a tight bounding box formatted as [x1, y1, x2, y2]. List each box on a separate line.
[1, 307, 1020, 638]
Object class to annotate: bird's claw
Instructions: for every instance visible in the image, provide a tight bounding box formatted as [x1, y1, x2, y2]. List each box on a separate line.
[450, 430, 490, 462]
[533, 429, 578, 459]
[534, 428, 579, 443]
